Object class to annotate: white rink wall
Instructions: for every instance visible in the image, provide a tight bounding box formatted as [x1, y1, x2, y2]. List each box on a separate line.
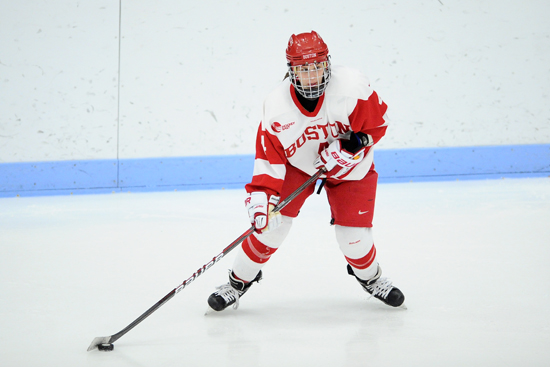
[1, 0, 549, 163]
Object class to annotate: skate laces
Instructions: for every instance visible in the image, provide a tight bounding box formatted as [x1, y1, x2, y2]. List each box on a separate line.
[365, 277, 393, 299]
[215, 283, 242, 309]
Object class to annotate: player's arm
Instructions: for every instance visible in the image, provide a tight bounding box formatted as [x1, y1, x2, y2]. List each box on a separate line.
[348, 90, 388, 151]
[244, 123, 287, 233]
[314, 90, 388, 178]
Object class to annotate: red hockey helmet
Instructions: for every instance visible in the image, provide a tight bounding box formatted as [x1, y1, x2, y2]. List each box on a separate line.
[286, 31, 331, 99]
[286, 31, 329, 66]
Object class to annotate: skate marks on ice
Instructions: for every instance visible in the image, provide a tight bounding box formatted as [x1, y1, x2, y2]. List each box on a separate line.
[0, 178, 549, 366]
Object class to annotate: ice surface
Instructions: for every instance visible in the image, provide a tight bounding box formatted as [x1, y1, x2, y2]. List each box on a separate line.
[1, 178, 549, 366]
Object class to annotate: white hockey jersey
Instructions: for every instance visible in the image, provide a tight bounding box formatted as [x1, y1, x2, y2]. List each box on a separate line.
[245, 65, 389, 197]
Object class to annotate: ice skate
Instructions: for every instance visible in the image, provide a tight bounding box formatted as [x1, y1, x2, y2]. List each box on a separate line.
[207, 270, 262, 312]
[347, 264, 406, 308]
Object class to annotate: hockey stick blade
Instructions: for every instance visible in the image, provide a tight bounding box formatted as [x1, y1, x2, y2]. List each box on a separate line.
[86, 169, 324, 351]
[87, 336, 112, 351]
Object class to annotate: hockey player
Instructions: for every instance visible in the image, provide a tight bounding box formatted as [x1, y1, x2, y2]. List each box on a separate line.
[208, 31, 405, 311]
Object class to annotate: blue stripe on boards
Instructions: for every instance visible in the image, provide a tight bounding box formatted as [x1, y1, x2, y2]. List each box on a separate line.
[375, 144, 550, 183]
[0, 159, 119, 195]
[118, 155, 254, 189]
[1, 144, 549, 197]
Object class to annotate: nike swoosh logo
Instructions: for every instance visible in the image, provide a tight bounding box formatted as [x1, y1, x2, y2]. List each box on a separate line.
[358, 210, 369, 215]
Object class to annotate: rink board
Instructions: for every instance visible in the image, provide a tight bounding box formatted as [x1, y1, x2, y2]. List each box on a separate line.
[1, 144, 549, 197]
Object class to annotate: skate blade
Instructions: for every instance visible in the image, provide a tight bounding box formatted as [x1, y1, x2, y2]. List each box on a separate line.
[398, 303, 407, 310]
[204, 306, 217, 316]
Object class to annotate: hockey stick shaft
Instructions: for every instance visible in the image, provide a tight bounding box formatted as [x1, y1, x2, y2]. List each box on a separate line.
[87, 169, 324, 351]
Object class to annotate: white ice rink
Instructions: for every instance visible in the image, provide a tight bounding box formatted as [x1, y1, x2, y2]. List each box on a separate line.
[1, 177, 549, 367]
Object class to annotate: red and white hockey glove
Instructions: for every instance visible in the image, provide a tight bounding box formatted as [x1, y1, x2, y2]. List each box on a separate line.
[245, 192, 282, 234]
[314, 139, 368, 178]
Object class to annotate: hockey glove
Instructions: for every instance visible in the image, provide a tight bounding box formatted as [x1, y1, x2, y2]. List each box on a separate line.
[245, 192, 282, 234]
[314, 137, 370, 178]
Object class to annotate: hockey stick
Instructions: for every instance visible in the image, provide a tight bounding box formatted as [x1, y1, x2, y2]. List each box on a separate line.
[87, 168, 325, 351]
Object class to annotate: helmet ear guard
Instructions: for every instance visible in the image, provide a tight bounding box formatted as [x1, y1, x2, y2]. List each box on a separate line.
[285, 31, 331, 99]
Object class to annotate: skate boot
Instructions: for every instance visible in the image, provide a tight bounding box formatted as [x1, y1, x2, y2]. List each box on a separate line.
[207, 270, 262, 311]
[347, 264, 405, 308]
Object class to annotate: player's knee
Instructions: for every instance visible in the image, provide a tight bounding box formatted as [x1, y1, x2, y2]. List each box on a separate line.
[254, 215, 293, 249]
[335, 225, 373, 258]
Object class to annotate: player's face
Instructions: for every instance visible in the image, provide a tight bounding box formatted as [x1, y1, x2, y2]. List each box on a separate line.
[293, 61, 327, 89]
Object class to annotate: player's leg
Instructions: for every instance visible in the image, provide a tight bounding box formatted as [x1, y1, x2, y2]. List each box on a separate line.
[326, 166, 405, 307]
[334, 225, 404, 307]
[207, 218, 293, 311]
[208, 164, 315, 311]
